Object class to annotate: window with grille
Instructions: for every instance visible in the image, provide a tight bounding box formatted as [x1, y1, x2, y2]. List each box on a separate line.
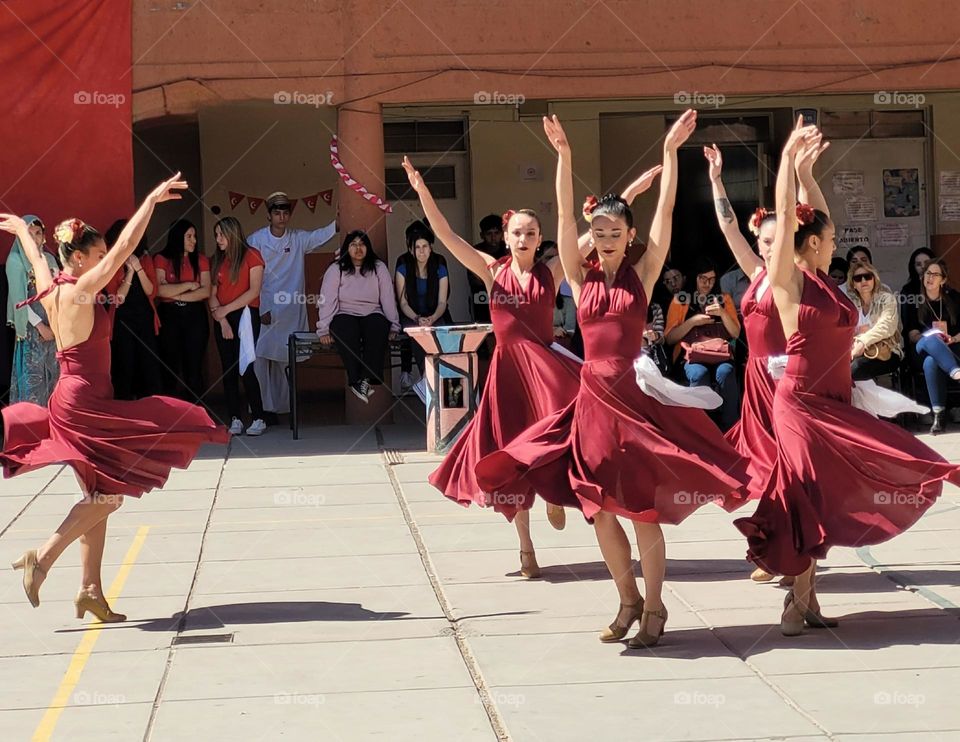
[383, 121, 467, 153]
[385, 165, 456, 201]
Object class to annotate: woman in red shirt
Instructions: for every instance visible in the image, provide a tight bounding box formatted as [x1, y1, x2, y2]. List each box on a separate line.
[209, 217, 267, 436]
[155, 220, 211, 403]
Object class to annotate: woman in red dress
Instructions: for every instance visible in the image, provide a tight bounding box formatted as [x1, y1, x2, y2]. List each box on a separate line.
[704, 138, 829, 584]
[477, 112, 750, 648]
[401, 156, 663, 578]
[734, 120, 960, 635]
[1, 174, 229, 622]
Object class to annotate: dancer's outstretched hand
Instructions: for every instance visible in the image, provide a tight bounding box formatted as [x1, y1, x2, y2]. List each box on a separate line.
[401, 157, 427, 194]
[0, 213, 28, 236]
[622, 165, 664, 204]
[704, 144, 723, 181]
[542, 115, 570, 153]
[784, 115, 820, 157]
[796, 132, 830, 177]
[149, 171, 188, 204]
[665, 109, 697, 151]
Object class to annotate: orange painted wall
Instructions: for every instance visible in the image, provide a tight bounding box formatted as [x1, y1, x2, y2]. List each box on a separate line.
[132, 0, 960, 121]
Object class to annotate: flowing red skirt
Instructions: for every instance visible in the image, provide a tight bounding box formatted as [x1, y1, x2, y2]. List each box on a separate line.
[428, 340, 581, 521]
[2, 373, 228, 497]
[734, 381, 958, 575]
[476, 358, 750, 524]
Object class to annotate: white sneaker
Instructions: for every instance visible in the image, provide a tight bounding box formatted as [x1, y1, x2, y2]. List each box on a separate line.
[400, 372, 414, 391]
[228, 417, 244, 436]
[245, 419, 267, 436]
[413, 377, 428, 404]
[349, 382, 368, 403]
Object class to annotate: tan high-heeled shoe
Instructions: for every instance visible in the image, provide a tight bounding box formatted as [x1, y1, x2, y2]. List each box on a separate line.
[599, 598, 644, 643]
[750, 567, 775, 582]
[11, 549, 44, 608]
[780, 591, 805, 636]
[74, 589, 126, 623]
[546, 504, 566, 531]
[628, 605, 668, 648]
[519, 550, 541, 579]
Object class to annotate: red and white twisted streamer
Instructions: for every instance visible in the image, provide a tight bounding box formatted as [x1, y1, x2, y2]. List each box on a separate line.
[329, 135, 392, 214]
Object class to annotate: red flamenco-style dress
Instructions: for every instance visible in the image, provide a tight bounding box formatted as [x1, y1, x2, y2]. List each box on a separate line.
[1, 274, 228, 496]
[428, 256, 581, 520]
[724, 268, 784, 501]
[735, 270, 960, 576]
[476, 259, 750, 523]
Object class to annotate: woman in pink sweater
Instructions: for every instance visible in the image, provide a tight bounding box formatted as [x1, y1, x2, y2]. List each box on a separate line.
[316, 230, 401, 403]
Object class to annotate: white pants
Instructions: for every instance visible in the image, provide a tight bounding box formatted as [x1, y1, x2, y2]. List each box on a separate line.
[255, 357, 290, 414]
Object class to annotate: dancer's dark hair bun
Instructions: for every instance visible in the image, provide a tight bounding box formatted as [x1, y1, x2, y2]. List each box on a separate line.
[793, 207, 831, 251]
[590, 194, 633, 229]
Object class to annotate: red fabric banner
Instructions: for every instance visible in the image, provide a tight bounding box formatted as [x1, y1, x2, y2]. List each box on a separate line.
[0, 0, 134, 263]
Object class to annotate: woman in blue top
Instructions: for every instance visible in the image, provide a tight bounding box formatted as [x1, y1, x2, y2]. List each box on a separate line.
[395, 220, 450, 400]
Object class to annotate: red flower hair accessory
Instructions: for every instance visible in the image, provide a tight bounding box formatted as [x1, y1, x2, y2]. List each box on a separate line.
[501, 209, 516, 230]
[748, 207, 770, 237]
[795, 203, 815, 228]
[582, 195, 599, 223]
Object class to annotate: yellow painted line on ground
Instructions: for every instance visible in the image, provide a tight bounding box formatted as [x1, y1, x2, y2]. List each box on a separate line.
[32, 526, 150, 742]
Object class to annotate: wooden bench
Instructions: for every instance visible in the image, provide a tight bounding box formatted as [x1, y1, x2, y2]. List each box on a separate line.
[286, 332, 406, 438]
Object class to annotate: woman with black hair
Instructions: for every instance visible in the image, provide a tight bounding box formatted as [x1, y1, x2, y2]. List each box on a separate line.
[395, 221, 450, 400]
[316, 231, 400, 403]
[104, 220, 162, 400]
[478, 112, 751, 648]
[155, 219, 211, 403]
[899, 246, 936, 357]
[734, 119, 960, 636]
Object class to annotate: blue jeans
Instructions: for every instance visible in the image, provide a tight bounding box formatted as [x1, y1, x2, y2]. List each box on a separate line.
[916, 334, 960, 411]
[684, 361, 739, 430]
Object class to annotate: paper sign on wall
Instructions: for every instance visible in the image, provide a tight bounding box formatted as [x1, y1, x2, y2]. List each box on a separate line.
[883, 168, 920, 217]
[876, 222, 909, 248]
[939, 171, 960, 196]
[845, 197, 878, 222]
[939, 197, 960, 222]
[833, 171, 864, 195]
[838, 225, 870, 249]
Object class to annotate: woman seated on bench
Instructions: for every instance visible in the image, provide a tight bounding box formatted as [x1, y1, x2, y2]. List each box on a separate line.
[848, 261, 903, 382]
[317, 231, 400, 404]
[395, 220, 451, 402]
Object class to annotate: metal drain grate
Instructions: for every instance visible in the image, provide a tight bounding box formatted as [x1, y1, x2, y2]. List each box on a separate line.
[383, 448, 405, 465]
[172, 633, 235, 646]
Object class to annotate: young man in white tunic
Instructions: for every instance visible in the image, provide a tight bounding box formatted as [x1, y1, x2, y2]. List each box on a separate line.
[248, 192, 337, 420]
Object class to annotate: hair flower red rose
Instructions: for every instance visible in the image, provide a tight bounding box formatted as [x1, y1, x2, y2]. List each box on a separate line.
[748, 207, 770, 237]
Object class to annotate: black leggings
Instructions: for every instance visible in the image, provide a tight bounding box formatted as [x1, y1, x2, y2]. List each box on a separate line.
[214, 308, 264, 421]
[112, 307, 163, 400]
[157, 302, 209, 403]
[330, 313, 391, 387]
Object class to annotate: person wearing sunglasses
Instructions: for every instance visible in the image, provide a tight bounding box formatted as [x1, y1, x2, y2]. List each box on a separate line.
[848, 262, 903, 382]
[910, 258, 960, 433]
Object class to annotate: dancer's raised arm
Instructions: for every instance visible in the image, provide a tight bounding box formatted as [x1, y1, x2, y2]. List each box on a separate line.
[544, 116, 583, 301]
[0, 215, 54, 294]
[78, 173, 187, 296]
[636, 109, 697, 297]
[770, 118, 819, 333]
[402, 157, 493, 290]
[704, 144, 763, 280]
[796, 133, 830, 217]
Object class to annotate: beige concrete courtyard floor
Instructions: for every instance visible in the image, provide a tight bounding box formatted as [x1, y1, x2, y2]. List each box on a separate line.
[1, 416, 958, 741]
